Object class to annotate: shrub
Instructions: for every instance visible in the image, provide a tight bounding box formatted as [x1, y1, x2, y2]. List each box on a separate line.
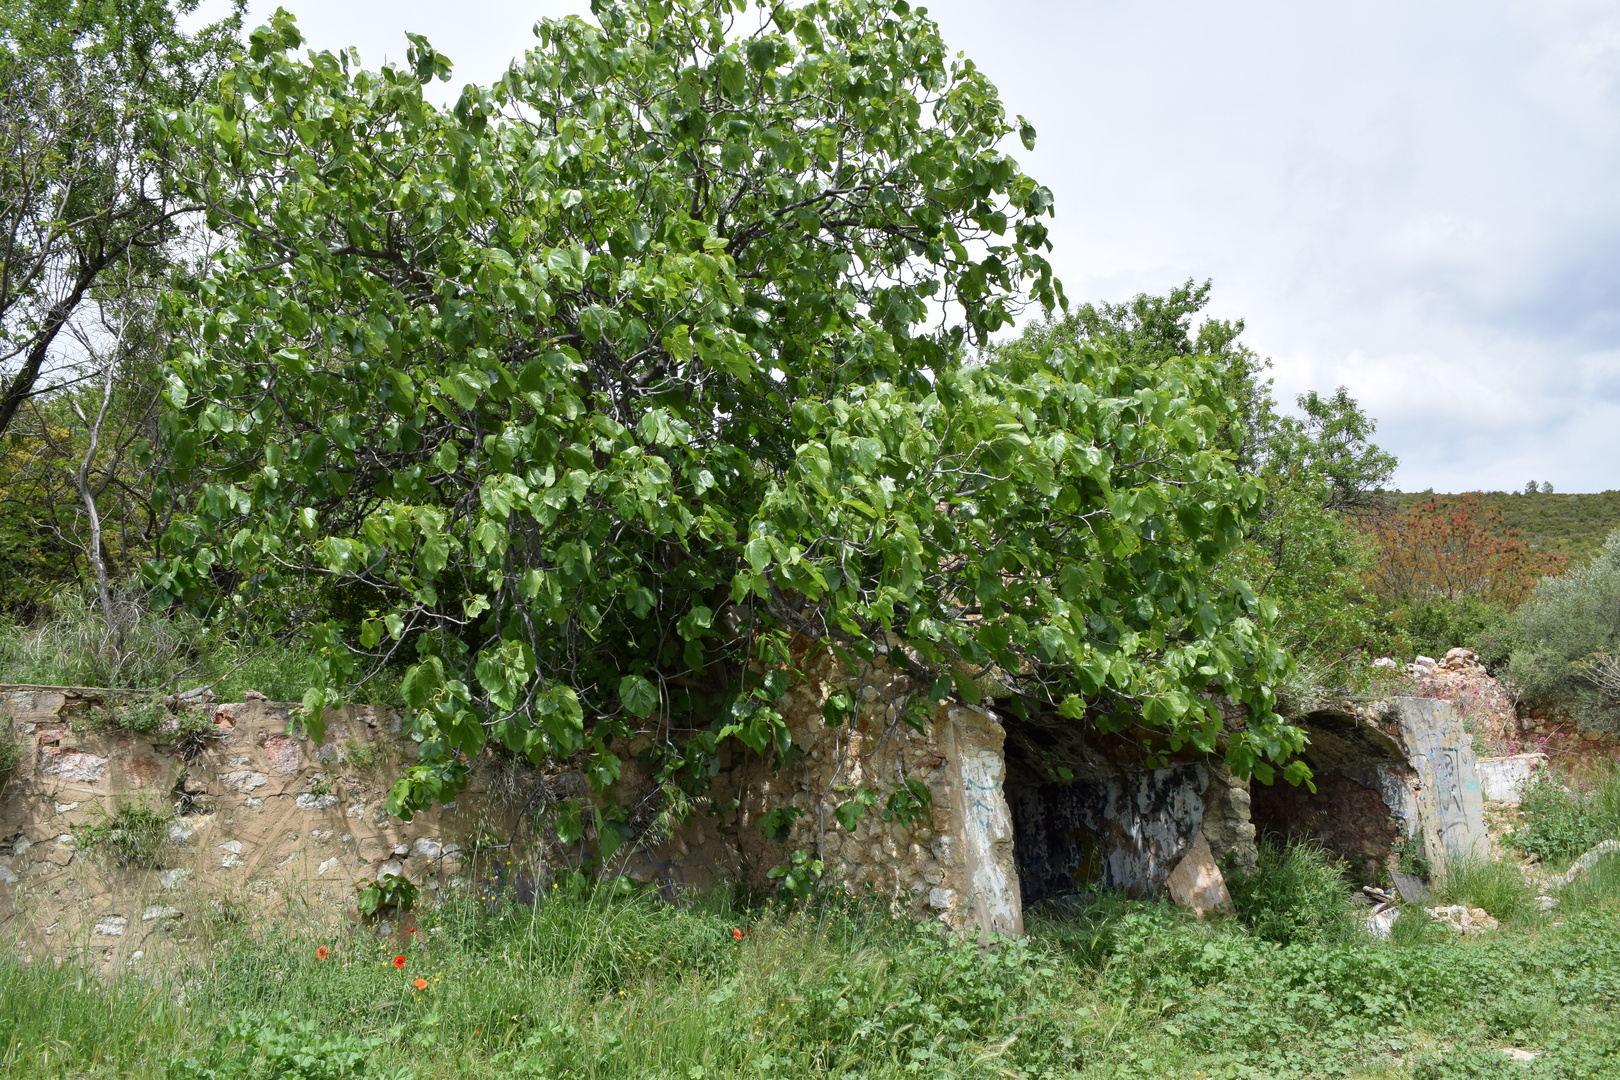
[1387, 596, 1510, 663]
[104, 698, 170, 734]
[1503, 529, 1620, 730]
[1510, 765, 1620, 864]
[1227, 836, 1358, 946]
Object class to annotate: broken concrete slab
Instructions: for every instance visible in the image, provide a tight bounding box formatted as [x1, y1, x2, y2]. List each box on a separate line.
[1391, 697, 1491, 869]
[1164, 834, 1231, 916]
[1476, 753, 1546, 804]
[1391, 871, 1428, 904]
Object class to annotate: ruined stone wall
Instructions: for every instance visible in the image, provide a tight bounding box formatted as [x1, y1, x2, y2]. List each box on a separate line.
[1246, 697, 1491, 882]
[614, 649, 1022, 937]
[1250, 770, 1407, 882]
[0, 687, 547, 969]
[1, 656, 1026, 962]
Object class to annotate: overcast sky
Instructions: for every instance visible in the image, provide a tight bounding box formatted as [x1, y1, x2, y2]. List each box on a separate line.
[185, 0, 1620, 493]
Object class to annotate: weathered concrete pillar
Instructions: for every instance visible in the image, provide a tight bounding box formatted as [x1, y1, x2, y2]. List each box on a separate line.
[1390, 696, 1490, 874]
[942, 705, 1022, 938]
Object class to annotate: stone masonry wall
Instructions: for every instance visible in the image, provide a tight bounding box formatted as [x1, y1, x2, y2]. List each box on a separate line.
[0, 687, 536, 970]
[2, 656, 1026, 964]
[616, 648, 1022, 937]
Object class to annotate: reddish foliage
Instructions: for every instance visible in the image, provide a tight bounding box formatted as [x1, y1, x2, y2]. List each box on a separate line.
[1362, 494, 1566, 608]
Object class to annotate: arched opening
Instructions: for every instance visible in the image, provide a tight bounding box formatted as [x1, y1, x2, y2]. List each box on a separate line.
[1247, 708, 1414, 882]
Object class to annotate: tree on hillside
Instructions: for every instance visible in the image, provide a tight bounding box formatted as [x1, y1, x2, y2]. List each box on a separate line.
[1364, 494, 1565, 610]
[0, 0, 240, 442]
[148, 0, 1299, 851]
[1366, 493, 1568, 661]
[1500, 529, 1620, 731]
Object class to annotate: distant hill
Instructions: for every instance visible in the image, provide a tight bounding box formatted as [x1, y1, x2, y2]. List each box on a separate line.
[1383, 490, 1620, 565]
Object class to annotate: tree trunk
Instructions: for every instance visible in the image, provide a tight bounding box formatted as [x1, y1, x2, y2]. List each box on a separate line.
[71, 357, 122, 670]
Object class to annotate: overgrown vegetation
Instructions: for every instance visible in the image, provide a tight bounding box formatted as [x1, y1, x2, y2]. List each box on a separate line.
[72, 802, 172, 868]
[1509, 763, 1620, 864]
[4, 854, 1620, 1079]
[1226, 836, 1359, 946]
[0, 586, 372, 702]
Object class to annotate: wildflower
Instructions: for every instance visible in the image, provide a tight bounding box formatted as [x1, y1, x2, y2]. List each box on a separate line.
[414, 978, 428, 990]
[393, 955, 406, 968]
[316, 946, 330, 960]
[407, 927, 418, 933]
[732, 928, 743, 940]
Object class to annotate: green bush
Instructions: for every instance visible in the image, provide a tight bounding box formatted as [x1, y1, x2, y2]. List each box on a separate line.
[1389, 596, 1510, 663]
[105, 698, 171, 734]
[1226, 836, 1359, 946]
[1510, 765, 1620, 864]
[1501, 529, 1620, 730]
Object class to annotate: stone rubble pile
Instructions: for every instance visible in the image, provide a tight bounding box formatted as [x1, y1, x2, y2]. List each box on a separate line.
[1426, 903, 1501, 934]
[1383, 648, 1519, 756]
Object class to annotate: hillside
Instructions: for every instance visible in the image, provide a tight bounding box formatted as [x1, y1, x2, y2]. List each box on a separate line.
[1385, 489, 1620, 565]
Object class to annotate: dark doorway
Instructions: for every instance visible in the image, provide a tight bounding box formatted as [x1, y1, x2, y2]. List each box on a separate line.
[1246, 710, 1411, 882]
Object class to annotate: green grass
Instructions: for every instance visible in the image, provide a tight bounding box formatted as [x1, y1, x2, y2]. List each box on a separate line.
[4, 859, 1620, 1080]
[0, 584, 401, 705]
[1435, 857, 1535, 923]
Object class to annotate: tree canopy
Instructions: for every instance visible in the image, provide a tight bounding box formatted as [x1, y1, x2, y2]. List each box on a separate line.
[147, 0, 1301, 840]
[0, 0, 240, 440]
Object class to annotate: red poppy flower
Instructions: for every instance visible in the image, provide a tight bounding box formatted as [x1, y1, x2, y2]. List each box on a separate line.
[413, 978, 428, 990]
[316, 946, 330, 960]
[392, 955, 406, 968]
[406, 927, 418, 933]
[732, 928, 743, 940]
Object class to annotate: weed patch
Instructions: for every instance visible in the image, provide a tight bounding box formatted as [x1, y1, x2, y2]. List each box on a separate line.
[1438, 858, 1534, 921]
[1510, 764, 1620, 864]
[2, 869, 1619, 1079]
[1227, 835, 1359, 945]
[72, 803, 171, 868]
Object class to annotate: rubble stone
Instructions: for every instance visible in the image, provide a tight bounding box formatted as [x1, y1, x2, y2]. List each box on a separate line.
[1164, 835, 1231, 916]
[37, 746, 109, 783]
